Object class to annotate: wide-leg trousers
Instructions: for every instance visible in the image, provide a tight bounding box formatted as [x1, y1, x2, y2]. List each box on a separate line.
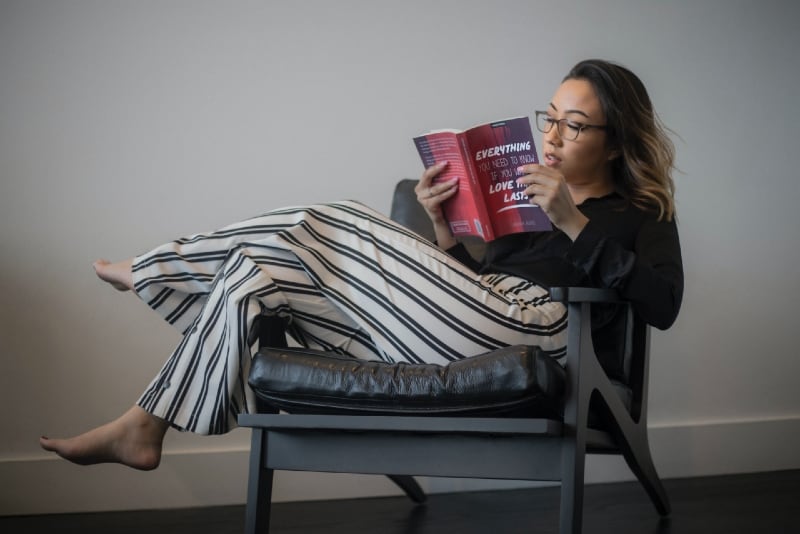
[132, 201, 568, 434]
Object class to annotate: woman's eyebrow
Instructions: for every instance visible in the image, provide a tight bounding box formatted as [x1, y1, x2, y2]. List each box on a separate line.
[548, 103, 590, 118]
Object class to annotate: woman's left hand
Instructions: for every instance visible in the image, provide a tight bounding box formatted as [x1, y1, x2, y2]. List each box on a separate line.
[516, 164, 589, 241]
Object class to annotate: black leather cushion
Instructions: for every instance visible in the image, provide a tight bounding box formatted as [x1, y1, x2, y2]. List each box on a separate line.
[248, 345, 566, 417]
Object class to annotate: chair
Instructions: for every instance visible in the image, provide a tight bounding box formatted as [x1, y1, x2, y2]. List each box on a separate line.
[238, 179, 670, 533]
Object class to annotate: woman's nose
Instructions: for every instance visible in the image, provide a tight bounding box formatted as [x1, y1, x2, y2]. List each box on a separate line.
[544, 123, 563, 145]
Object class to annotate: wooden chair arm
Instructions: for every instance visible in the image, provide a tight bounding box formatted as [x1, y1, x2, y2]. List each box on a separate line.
[549, 287, 621, 304]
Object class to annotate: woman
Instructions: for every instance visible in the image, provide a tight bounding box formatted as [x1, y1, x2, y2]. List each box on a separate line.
[40, 59, 682, 471]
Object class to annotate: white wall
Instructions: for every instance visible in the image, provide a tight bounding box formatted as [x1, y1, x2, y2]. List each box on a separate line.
[1, 0, 799, 515]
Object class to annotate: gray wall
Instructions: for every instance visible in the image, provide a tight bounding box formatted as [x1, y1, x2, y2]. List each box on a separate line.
[2, 0, 799, 514]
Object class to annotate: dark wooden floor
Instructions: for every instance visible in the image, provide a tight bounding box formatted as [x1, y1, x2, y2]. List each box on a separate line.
[2, 470, 799, 534]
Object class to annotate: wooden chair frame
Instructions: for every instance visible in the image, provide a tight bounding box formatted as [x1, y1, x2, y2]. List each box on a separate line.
[238, 286, 670, 533]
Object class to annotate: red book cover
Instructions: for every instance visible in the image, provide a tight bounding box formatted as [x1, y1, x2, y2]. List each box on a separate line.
[413, 116, 552, 241]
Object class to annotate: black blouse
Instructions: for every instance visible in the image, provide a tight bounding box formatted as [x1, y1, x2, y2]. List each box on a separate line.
[445, 192, 684, 379]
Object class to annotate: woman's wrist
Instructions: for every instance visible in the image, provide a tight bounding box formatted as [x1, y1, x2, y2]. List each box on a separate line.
[432, 221, 457, 249]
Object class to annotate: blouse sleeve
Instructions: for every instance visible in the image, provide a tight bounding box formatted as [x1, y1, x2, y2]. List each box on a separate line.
[565, 216, 684, 330]
[443, 242, 483, 273]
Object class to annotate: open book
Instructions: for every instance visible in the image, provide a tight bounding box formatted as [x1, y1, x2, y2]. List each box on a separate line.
[413, 116, 551, 241]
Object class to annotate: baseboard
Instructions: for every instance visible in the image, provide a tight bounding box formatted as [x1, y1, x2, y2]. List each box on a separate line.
[3, 416, 799, 516]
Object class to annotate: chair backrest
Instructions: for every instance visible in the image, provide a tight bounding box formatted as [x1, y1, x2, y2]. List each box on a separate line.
[389, 179, 436, 241]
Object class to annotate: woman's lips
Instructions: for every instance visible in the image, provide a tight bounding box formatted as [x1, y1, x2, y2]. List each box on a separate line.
[544, 153, 561, 166]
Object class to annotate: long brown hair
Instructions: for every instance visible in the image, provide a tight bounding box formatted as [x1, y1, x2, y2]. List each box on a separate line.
[565, 59, 676, 221]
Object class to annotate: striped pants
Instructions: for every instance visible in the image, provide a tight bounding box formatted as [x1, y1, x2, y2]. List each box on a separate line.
[133, 201, 567, 434]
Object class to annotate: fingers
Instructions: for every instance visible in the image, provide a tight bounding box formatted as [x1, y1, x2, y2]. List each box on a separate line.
[516, 165, 566, 219]
[415, 161, 459, 225]
[432, 178, 459, 201]
[416, 177, 458, 203]
[515, 165, 586, 235]
[415, 161, 448, 194]
[515, 165, 552, 200]
[515, 164, 556, 185]
[415, 161, 456, 203]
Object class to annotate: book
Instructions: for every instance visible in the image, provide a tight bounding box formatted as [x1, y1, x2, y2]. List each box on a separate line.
[413, 116, 552, 241]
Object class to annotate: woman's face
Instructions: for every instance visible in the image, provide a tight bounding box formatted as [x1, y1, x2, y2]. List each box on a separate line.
[541, 78, 616, 191]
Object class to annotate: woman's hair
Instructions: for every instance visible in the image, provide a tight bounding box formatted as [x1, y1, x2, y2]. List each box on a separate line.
[565, 59, 676, 221]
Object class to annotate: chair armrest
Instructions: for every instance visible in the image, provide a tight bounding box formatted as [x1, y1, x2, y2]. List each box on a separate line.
[549, 286, 621, 304]
[553, 286, 646, 430]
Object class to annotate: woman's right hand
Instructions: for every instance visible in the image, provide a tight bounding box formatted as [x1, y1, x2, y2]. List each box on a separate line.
[414, 161, 459, 248]
[415, 162, 459, 225]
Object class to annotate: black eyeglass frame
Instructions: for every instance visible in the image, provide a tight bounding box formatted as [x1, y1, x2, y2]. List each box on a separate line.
[534, 111, 607, 141]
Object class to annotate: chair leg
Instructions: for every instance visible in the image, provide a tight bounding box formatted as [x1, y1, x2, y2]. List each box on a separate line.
[245, 428, 275, 534]
[559, 428, 587, 534]
[386, 475, 427, 504]
[617, 430, 671, 516]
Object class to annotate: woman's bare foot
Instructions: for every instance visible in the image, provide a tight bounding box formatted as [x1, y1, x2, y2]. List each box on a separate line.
[93, 258, 134, 292]
[39, 406, 169, 471]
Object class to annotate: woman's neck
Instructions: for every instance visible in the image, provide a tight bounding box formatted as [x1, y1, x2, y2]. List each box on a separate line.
[568, 179, 615, 205]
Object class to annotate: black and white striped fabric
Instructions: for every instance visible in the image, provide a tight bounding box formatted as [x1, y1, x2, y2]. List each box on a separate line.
[133, 201, 567, 434]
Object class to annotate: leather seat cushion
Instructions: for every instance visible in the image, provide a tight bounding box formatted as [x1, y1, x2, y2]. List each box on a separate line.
[248, 345, 566, 417]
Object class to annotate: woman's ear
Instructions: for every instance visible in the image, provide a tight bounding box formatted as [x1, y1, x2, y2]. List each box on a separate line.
[607, 146, 622, 162]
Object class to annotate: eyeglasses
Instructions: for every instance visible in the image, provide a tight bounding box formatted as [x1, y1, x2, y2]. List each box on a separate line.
[534, 111, 607, 141]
